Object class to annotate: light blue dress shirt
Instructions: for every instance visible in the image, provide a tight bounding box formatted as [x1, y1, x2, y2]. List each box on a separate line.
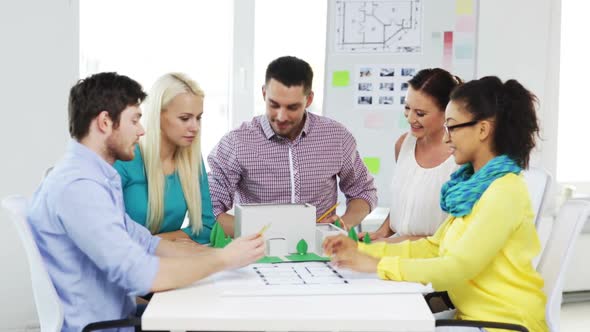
[113, 145, 215, 243]
[27, 140, 161, 332]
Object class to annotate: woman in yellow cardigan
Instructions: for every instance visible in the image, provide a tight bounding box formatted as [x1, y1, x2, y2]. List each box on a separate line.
[324, 76, 548, 332]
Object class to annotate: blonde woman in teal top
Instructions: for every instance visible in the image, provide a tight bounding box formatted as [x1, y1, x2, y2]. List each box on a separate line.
[114, 73, 215, 244]
[114, 146, 214, 243]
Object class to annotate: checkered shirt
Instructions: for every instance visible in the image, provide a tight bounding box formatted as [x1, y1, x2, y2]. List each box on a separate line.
[207, 112, 378, 219]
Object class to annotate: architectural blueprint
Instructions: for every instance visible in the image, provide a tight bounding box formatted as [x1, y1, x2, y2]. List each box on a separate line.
[335, 0, 423, 53]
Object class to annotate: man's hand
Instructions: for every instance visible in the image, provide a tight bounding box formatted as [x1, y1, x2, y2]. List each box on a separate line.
[321, 215, 347, 230]
[358, 229, 388, 242]
[173, 238, 211, 253]
[218, 234, 265, 270]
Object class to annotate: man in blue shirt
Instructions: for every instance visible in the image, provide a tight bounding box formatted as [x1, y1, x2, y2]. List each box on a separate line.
[27, 72, 265, 331]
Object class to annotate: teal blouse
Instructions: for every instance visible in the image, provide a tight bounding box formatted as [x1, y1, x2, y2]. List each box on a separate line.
[113, 145, 215, 243]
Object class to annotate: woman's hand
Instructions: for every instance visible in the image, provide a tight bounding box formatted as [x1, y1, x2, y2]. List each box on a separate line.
[332, 248, 380, 273]
[323, 234, 379, 273]
[322, 234, 357, 256]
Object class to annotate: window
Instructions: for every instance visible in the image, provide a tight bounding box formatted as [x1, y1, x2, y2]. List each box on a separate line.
[80, 0, 328, 158]
[253, 0, 327, 115]
[79, 0, 233, 160]
[557, 2, 590, 184]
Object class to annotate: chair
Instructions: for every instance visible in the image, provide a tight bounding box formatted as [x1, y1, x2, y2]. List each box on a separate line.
[536, 199, 590, 332]
[434, 199, 590, 332]
[522, 167, 552, 268]
[523, 167, 552, 228]
[1, 195, 141, 332]
[2, 195, 63, 332]
[41, 166, 54, 182]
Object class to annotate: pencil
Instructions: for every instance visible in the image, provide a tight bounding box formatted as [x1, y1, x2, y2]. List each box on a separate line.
[336, 216, 347, 231]
[316, 202, 340, 223]
[257, 223, 271, 236]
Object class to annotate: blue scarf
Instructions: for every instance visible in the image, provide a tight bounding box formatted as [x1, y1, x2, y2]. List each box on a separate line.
[440, 155, 521, 217]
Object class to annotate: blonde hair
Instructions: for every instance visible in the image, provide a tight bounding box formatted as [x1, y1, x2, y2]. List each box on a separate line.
[140, 73, 205, 235]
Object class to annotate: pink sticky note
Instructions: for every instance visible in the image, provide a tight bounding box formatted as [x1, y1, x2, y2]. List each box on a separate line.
[455, 16, 476, 33]
[364, 112, 385, 129]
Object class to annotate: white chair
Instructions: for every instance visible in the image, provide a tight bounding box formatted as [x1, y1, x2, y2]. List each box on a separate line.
[536, 199, 590, 332]
[42, 166, 54, 180]
[522, 167, 552, 268]
[522, 167, 552, 228]
[2, 195, 141, 332]
[2, 195, 63, 332]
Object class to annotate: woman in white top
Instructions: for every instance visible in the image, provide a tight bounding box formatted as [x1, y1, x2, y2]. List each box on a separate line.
[364, 68, 461, 243]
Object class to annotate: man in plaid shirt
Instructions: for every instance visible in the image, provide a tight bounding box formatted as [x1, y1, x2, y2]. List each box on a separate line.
[208, 56, 378, 236]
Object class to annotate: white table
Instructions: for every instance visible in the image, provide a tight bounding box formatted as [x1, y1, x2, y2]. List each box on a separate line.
[142, 264, 435, 332]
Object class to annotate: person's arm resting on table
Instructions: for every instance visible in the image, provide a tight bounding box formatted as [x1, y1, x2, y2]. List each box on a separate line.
[362, 179, 523, 290]
[57, 180, 263, 297]
[327, 130, 378, 228]
[151, 233, 263, 292]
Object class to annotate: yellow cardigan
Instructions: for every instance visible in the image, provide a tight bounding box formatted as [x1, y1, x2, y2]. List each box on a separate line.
[359, 173, 548, 332]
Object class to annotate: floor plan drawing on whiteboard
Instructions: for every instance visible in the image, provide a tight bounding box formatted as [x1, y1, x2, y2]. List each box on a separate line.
[335, 0, 423, 53]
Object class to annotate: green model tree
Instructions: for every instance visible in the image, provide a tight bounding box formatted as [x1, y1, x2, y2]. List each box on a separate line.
[363, 232, 371, 244]
[296, 239, 308, 255]
[348, 227, 358, 242]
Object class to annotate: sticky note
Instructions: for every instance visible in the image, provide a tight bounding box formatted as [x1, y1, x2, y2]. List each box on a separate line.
[364, 112, 385, 129]
[455, 15, 476, 33]
[363, 157, 381, 175]
[456, 0, 473, 15]
[455, 42, 474, 60]
[332, 71, 350, 87]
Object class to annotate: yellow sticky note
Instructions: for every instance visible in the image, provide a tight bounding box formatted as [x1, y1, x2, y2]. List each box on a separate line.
[332, 71, 350, 87]
[363, 157, 381, 175]
[456, 0, 473, 15]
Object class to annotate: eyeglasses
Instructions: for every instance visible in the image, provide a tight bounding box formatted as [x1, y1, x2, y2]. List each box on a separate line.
[444, 120, 478, 138]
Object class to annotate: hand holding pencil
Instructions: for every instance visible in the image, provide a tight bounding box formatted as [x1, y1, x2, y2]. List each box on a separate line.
[316, 202, 347, 230]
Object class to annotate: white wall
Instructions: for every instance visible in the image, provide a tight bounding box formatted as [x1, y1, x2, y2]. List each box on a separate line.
[0, 0, 562, 328]
[0, 0, 78, 329]
[477, 0, 561, 212]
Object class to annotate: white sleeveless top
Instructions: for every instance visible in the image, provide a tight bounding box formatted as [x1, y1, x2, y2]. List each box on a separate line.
[389, 134, 458, 236]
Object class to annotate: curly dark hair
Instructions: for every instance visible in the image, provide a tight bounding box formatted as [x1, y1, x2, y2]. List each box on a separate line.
[450, 76, 540, 169]
[408, 68, 462, 111]
[68, 72, 147, 140]
[265, 56, 314, 95]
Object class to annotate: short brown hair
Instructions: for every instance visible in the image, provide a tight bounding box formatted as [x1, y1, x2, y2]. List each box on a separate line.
[265, 56, 313, 95]
[68, 72, 146, 140]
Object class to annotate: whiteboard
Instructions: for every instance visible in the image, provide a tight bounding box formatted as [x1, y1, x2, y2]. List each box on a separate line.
[324, 0, 478, 207]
